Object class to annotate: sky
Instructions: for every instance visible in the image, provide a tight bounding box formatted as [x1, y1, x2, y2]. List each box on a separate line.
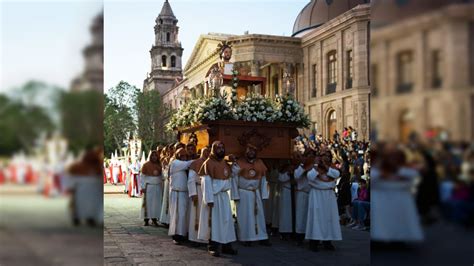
[0, 0, 103, 92]
[0, 0, 309, 93]
[104, 0, 308, 91]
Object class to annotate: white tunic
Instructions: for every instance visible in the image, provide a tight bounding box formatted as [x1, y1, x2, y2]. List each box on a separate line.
[265, 169, 280, 227]
[140, 174, 163, 219]
[198, 175, 237, 244]
[65, 175, 103, 224]
[168, 159, 193, 236]
[371, 167, 423, 242]
[305, 168, 342, 241]
[112, 165, 120, 184]
[294, 166, 310, 234]
[187, 169, 207, 243]
[159, 164, 170, 224]
[278, 172, 293, 233]
[231, 164, 269, 241]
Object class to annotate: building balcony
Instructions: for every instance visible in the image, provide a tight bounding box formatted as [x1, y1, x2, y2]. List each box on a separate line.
[326, 83, 336, 95]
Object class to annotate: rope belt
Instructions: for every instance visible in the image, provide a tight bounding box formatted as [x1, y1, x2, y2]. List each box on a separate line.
[314, 187, 335, 191]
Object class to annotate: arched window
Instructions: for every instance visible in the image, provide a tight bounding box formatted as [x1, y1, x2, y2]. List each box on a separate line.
[162, 55, 167, 67]
[171, 55, 176, 67]
[166, 32, 171, 42]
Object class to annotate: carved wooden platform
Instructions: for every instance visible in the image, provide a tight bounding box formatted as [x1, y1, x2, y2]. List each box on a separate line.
[178, 120, 299, 159]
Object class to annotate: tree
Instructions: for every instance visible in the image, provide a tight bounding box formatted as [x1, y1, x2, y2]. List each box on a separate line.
[136, 89, 168, 153]
[0, 89, 55, 156]
[59, 90, 103, 154]
[103, 81, 139, 156]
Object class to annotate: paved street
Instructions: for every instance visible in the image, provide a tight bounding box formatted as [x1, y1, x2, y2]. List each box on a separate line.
[104, 186, 370, 266]
[0, 184, 103, 266]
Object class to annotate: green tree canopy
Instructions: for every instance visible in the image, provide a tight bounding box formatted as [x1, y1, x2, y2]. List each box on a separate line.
[103, 81, 139, 157]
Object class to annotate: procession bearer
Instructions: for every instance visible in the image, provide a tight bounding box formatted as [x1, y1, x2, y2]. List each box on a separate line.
[293, 150, 313, 245]
[168, 148, 194, 244]
[187, 147, 210, 245]
[197, 141, 237, 257]
[305, 154, 342, 251]
[140, 150, 163, 227]
[231, 144, 271, 246]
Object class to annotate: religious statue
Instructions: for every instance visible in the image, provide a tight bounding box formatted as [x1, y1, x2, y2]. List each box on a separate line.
[206, 41, 235, 98]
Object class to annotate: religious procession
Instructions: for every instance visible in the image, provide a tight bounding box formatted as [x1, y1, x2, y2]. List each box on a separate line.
[101, 39, 374, 258]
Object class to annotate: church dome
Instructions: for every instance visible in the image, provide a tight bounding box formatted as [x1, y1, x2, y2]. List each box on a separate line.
[292, 0, 369, 37]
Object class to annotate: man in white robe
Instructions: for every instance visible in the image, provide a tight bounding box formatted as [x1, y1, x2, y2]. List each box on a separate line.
[160, 143, 184, 226]
[187, 147, 210, 245]
[294, 153, 312, 245]
[197, 141, 237, 257]
[278, 164, 293, 240]
[305, 155, 342, 251]
[231, 144, 271, 246]
[140, 151, 163, 227]
[168, 148, 193, 244]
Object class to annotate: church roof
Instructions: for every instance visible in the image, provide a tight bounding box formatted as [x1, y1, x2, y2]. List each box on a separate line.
[159, 0, 175, 19]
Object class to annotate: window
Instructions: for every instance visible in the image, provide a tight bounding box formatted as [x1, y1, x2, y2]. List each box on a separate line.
[171, 55, 176, 68]
[397, 51, 413, 93]
[161, 55, 167, 67]
[431, 50, 442, 89]
[371, 64, 378, 97]
[166, 32, 171, 42]
[311, 64, 317, 98]
[273, 75, 279, 95]
[327, 50, 337, 94]
[347, 50, 353, 89]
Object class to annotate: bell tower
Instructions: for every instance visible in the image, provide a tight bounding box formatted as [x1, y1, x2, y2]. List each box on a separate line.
[143, 0, 183, 94]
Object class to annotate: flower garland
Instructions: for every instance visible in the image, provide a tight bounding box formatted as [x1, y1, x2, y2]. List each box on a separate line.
[231, 69, 239, 105]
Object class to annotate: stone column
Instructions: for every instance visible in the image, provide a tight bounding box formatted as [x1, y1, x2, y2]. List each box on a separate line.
[353, 21, 369, 88]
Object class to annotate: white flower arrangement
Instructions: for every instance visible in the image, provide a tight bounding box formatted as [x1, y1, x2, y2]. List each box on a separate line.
[274, 94, 310, 128]
[234, 93, 277, 122]
[193, 96, 234, 122]
[166, 93, 310, 131]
